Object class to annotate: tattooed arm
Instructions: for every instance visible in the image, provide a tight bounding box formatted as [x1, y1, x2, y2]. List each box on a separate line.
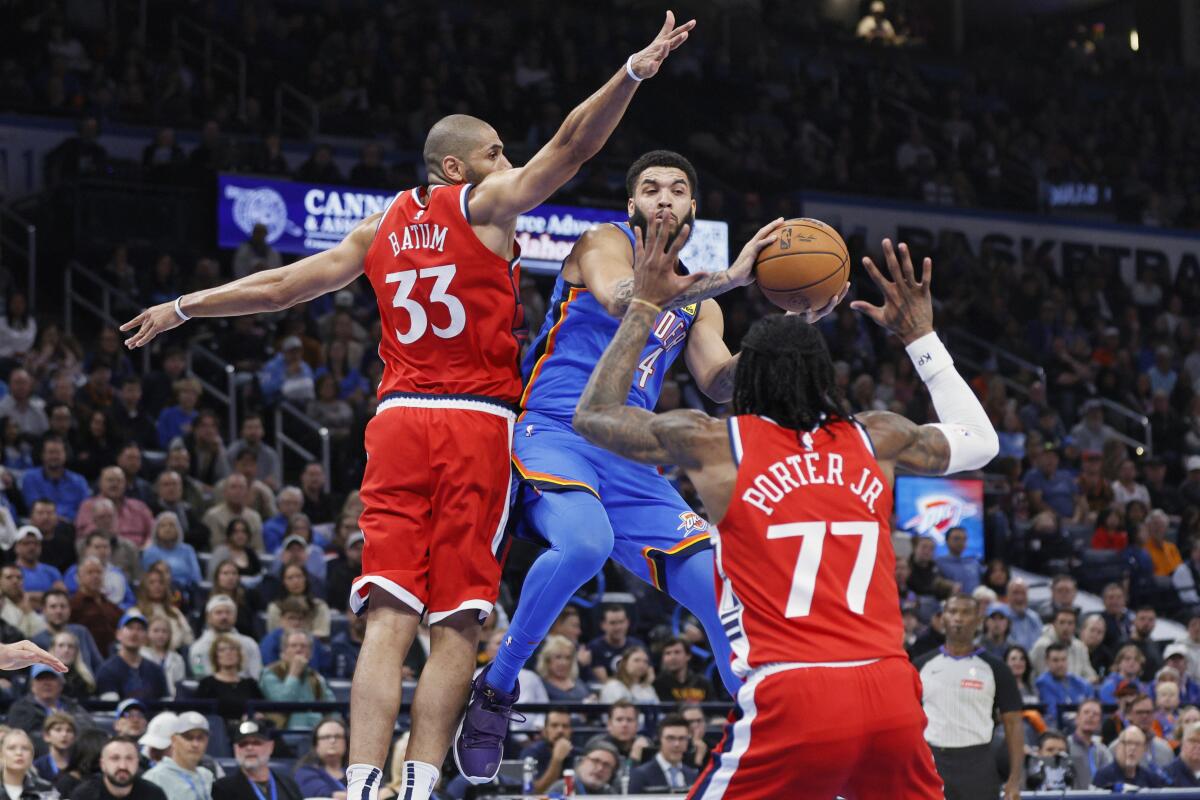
[576, 218, 785, 317]
[684, 300, 739, 403]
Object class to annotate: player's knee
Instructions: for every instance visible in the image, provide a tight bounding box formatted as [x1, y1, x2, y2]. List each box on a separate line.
[564, 527, 613, 571]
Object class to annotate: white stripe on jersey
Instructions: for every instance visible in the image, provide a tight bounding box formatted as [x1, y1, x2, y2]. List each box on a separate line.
[728, 417, 745, 465]
[713, 528, 752, 677]
[695, 665, 764, 800]
[460, 183, 473, 221]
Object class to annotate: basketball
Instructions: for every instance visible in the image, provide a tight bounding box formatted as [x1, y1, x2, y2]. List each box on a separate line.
[754, 218, 849, 313]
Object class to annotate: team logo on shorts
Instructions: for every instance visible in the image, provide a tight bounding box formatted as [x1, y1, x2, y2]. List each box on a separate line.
[677, 512, 709, 535]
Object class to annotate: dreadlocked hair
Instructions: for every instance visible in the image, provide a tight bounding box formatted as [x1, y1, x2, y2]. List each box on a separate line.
[732, 315, 852, 434]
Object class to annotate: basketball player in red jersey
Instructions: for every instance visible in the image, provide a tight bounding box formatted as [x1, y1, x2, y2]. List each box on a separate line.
[119, 13, 695, 799]
[574, 224, 1001, 799]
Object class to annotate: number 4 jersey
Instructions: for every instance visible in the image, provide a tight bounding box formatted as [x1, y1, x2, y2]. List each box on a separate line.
[364, 184, 524, 404]
[716, 414, 907, 675]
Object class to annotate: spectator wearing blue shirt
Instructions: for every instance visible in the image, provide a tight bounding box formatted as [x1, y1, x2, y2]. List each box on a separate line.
[155, 377, 201, 449]
[12, 526, 64, 595]
[20, 437, 89, 520]
[1100, 645, 1152, 704]
[262, 487, 303, 553]
[1163, 645, 1200, 706]
[1035, 643, 1096, 725]
[293, 718, 349, 797]
[328, 614, 365, 680]
[94, 610, 169, 702]
[1022, 446, 1080, 519]
[257, 337, 315, 405]
[934, 527, 980, 594]
[1004, 578, 1044, 651]
[64, 533, 136, 609]
[140, 511, 202, 588]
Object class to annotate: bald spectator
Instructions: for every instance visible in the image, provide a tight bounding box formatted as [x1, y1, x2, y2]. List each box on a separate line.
[1094, 725, 1165, 789]
[1006, 578, 1043, 651]
[203, 473, 264, 551]
[21, 437, 89, 520]
[69, 557, 122, 655]
[0, 369, 48, 437]
[1108, 693, 1174, 770]
[1143, 510, 1182, 577]
[225, 414, 282, 490]
[75, 466, 155, 548]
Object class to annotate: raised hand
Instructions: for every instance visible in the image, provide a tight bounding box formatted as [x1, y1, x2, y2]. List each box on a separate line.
[849, 239, 934, 345]
[0, 640, 67, 673]
[120, 301, 186, 349]
[727, 217, 785, 287]
[631, 219, 702, 310]
[629, 11, 697, 80]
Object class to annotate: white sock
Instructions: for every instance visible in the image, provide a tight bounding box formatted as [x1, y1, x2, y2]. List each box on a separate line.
[346, 763, 383, 800]
[397, 761, 440, 800]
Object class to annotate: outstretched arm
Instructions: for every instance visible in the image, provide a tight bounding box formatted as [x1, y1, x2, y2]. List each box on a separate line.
[468, 12, 695, 226]
[853, 240, 998, 475]
[121, 212, 380, 349]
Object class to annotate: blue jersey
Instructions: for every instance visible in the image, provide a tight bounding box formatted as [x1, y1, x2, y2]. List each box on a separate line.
[519, 222, 699, 422]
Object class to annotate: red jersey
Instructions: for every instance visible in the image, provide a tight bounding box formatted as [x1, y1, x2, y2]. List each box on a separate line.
[363, 184, 524, 404]
[716, 415, 907, 675]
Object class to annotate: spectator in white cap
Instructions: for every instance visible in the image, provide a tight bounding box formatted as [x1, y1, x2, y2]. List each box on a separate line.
[188, 594, 262, 680]
[11, 524, 65, 600]
[143, 711, 214, 799]
[139, 712, 178, 766]
[257, 336, 315, 404]
[1164, 643, 1200, 705]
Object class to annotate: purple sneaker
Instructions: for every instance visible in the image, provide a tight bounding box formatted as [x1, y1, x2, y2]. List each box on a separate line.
[454, 665, 524, 784]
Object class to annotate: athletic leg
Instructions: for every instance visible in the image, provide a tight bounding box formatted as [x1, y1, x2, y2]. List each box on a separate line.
[488, 489, 615, 693]
[664, 549, 741, 696]
[347, 589, 421, 800]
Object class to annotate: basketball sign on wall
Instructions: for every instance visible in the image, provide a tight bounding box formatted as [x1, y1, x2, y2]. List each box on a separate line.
[894, 476, 984, 559]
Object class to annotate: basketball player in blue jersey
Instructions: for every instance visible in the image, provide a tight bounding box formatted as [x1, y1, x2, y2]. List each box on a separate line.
[454, 150, 848, 782]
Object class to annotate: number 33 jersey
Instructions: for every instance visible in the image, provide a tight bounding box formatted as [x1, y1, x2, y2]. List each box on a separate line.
[519, 222, 698, 424]
[364, 184, 525, 404]
[716, 414, 908, 676]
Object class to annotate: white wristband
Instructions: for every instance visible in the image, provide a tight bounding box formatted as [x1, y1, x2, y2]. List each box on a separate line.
[625, 56, 644, 82]
[173, 296, 191, 322]
[905, 331, 951, 382]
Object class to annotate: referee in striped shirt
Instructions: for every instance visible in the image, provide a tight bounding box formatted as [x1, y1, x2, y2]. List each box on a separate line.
[915, 593, 1024, 800]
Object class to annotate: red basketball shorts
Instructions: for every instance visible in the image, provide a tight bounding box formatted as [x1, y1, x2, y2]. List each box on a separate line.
[689, 657, 943, 800]
[350, 398, 514, 624]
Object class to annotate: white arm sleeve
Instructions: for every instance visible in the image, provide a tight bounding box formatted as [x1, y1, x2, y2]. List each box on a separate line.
[906, 332, 1000, 474]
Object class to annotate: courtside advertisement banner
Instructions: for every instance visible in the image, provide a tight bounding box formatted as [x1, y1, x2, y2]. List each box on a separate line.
[894, 476, 984, 558]
[216, 173, 729, 274]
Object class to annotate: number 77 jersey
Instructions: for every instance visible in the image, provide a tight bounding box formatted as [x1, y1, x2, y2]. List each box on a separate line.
[716, 414, 907, 676]
[364, 184, 525, 404]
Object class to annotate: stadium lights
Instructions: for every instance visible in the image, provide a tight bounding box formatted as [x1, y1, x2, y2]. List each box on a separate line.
[1129, 29, 1139, 52]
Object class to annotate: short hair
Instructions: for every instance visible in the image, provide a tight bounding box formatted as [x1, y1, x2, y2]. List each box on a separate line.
[120, 376, 141, 389]
[1045, 642, 1069, 657]
[601, 604, 627, 620]
[1103, 582, 1126, 597]
[1130, 693, 1154, 710]
[1053, 607, 1078, 621]
[1135, 604, 1157, 615]
[943, 592, 977, 612]
[660, 636, 689, 654]
[422, 114, 493, 176]
[43, 711, 77, 735]
[608, 699, 636, 718]
[101, 735, 140, 758]
[1038, 729, 1067, 748]
[1078, 698, 1102, 713]
[625, 150, 698, 198]
[43, 588, 69, 604]
[1050, 574, 1076, 588]
[657, 714, 689, 739]
[946, 526, 966, 538]
[85, 532, 110, 547]
[277, 596, 313, 620]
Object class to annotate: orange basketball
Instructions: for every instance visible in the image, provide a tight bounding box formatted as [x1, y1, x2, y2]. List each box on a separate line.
[754, 218, 849, 313]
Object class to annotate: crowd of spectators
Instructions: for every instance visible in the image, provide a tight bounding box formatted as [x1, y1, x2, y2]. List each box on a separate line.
[8, 1, 1200, 227]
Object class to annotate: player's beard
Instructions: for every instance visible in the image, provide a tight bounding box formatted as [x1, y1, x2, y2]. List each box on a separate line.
[629, 207, 695, 255]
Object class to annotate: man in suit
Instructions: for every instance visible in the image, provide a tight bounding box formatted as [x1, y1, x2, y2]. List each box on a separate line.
[212, 720, 303, 800]
[629, 715, 698, 793]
